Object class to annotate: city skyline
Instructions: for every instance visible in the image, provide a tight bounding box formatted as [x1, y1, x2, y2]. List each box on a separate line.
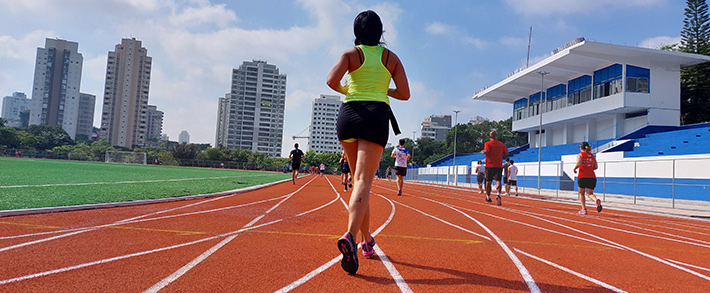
[0, 0, 688, 156]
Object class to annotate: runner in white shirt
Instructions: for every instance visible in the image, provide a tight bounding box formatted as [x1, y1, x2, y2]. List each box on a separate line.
[390, 138, 411, 196]
[507, 160, 519, 196]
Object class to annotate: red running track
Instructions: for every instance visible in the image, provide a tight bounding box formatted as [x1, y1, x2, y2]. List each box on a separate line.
[0, 174, 709, 292]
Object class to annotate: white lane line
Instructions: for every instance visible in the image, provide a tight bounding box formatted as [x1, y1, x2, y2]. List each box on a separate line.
[413, 196, 622, 250]
[420, 199, 540, 293]
[0, 192, 290, 252]
[0, 190, 278, 240]
[0, 178, 339, 285]
[392, 183, 710, 250]
[391, 200, 491, 242]
[0, 174, 267, 188]
[514, 248, 627, 293]
[505, 209, 710, 282]
[143, 176, 316, 292]
[275, 178, 411, 293]
[376, 184, 618, 249]
[514, 209, 710, 249]
[665, 258, 710, 273]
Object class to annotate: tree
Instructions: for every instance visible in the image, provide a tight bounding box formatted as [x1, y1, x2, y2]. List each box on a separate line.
[24, 125, 73, 150]
[413, 137, 445, 166]
[0, 118, 6, 128]
[0, 127, 18, 148]
[170, 143, 200, 160]
[680, 0, 710, 124]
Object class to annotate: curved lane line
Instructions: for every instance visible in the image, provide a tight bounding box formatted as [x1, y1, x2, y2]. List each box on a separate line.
[514, 249, 627, 293]
[274, 178, 410, 293]
[142, 177, 313, 292]
[0, 178, 341, 285]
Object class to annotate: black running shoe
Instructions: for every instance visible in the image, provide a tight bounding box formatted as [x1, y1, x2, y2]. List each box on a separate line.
[596, 199, 603, 212]
[485, 197, 492, 203]
[337, 232, 358, 274]
[496, 196, 502, 206]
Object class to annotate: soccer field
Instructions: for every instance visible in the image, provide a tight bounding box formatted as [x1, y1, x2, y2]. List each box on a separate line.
[0, 158, 291, 210]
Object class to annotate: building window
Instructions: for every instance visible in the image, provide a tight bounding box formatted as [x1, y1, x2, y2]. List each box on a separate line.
[626, 65, 650, 93]
[567, 75, 592, 106]
[593, 64, 622, 99]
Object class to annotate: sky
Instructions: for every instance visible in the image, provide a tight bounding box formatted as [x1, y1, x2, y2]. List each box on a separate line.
[0, 0, 687, 157]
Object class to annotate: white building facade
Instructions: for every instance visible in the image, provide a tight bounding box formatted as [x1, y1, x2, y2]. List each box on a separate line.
[76, 93, 95, 139]
[99, 38, 152, 148]
[2, 92, 30, 128]
[28, 38, 83, 139]
[420, 114, 451, 142]
[308, 94, 342, 154]
[474, 39, 710, 147]
[179, 130, 190, 144]
[215, 60, 286, 157]
[146, 105, 163, 141]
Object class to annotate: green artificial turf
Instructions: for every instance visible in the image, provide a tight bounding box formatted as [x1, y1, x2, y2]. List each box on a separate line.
[0, 157, 291, 210]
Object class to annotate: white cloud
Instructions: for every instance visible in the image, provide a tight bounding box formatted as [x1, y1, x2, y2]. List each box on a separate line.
[426, 22, 455, 35]
[504, 0, 667, 17]
[168, 4, 238, 29]
[638, 36, 681, 49]
[0, 30, 54, 61]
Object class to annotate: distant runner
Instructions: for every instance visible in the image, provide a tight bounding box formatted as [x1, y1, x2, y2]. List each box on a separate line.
[573, 141, 603, 215]
[391, 138, 411, 196]
[481, 131, 508, 205]
[289, 143, 304, 185]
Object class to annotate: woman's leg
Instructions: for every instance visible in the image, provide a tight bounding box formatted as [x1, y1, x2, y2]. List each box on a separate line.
[579, 188, 587, 210]
[341, 139, 383, 242]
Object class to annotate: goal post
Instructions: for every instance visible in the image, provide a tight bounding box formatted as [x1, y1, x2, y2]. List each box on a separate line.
[105, 150, 147, 165]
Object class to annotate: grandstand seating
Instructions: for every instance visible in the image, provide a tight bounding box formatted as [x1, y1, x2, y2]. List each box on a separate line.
[625, 123, 710, 157]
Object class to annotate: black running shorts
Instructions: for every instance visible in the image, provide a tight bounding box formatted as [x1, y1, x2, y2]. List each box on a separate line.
[337, 101, 390, 148]
[395, 166, 407, 176]
[578, 177, 597, 189]
[476, 173, 485, 184]
[486, 167, 503, 183]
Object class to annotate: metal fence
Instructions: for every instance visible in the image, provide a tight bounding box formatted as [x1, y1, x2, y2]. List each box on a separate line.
[408, 156, 710, 211]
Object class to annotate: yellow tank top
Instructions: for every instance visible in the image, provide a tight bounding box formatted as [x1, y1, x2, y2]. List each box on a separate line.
[345, 45, 392, 104]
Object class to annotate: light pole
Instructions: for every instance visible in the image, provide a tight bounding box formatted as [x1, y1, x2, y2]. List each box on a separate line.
[453, 110, 460, 186]
[411, 131, 416, 167]
[537, 71, 549, 195]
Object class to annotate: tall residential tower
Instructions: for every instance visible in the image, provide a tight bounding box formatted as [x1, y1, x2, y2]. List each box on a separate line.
[28, 38, 84, 139]
[308, 94, 342, 154]
[100, 38, 152, 147]
[215, 60, 286, 157]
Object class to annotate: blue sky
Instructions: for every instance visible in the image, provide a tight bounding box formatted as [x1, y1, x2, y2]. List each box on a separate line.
[0, 0, 686, 156]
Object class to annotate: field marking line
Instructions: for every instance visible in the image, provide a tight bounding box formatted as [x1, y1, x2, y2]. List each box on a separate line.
[0, 174, 269, 189]
[143, 176, 318, 292]
[514, 248, 627, 293]
[275, 177, 410, 293]
[0, 178, 340, 285]
[409, 196, 540, 293]
[374, 184, 620, 250]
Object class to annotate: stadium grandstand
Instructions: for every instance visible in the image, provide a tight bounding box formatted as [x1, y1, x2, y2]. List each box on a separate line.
[408, 38, 710, 206]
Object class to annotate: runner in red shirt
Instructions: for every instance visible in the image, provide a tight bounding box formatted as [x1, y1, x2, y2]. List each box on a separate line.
[481, 131, 508, 205]
[573, 141, 603, 215]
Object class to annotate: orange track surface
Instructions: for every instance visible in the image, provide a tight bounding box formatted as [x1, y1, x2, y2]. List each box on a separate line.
[1, 175, 709, 292]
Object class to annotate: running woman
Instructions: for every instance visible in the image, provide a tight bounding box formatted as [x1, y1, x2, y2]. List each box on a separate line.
[391, 138, 411, 196]
[327, 10, 410, 274]
[289, 143, 304, 185]
[319, 163, 326, 177]
[573, 141, 603, 215]
[481, 131, 508, 205]
[340, 152, 352, 192]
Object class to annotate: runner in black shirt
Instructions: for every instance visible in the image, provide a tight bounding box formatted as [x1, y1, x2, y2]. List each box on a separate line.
[289, 143, 305, 184]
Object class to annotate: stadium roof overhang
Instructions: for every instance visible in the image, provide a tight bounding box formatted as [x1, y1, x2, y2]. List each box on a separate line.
[472, 38, 710, 104]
